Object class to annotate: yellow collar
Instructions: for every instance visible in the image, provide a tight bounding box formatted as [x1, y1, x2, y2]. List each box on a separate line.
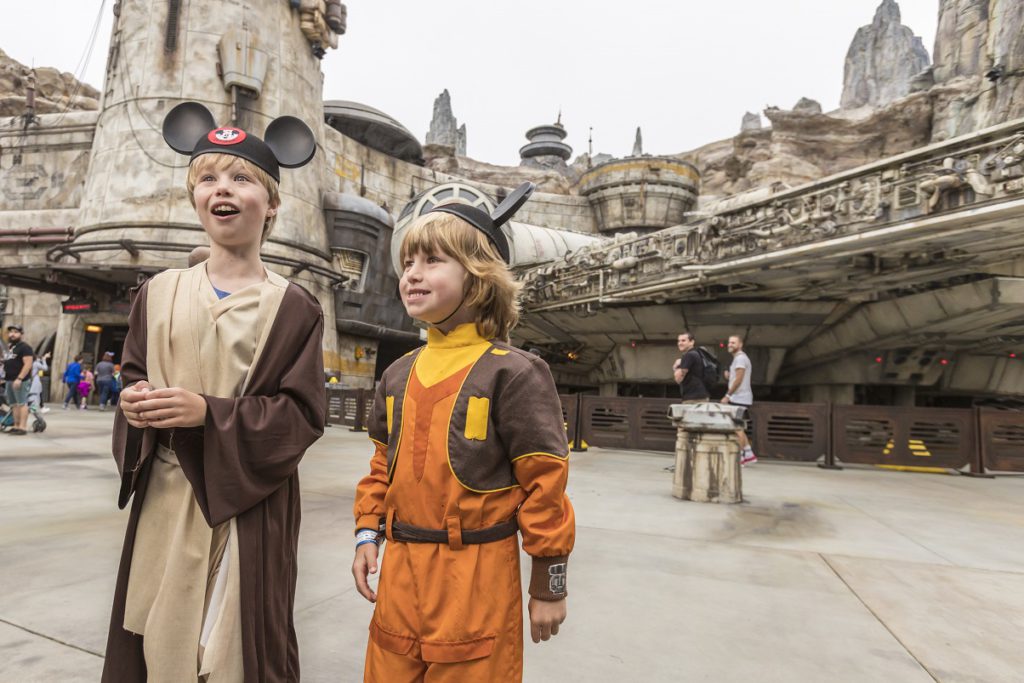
[426, 322, 489, 349]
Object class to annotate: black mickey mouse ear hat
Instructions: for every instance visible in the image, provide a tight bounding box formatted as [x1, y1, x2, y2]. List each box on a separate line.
[426, 182, 535, 263]
[162, 102, 316, 182]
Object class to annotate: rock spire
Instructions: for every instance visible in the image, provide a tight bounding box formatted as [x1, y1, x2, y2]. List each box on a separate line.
[631, 127, 643, 156]
[425, 89, 466, 156]
[840, 0, 930, 109]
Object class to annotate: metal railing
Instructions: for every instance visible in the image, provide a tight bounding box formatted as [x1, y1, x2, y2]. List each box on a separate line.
[553, 394, 1021, 474]
[832, 405, 976, 471]
[978, 409, 1024, 473]
[326, 386, 373, 431]
[748, 402, 829, 463]
[339, 390, 1022, 474]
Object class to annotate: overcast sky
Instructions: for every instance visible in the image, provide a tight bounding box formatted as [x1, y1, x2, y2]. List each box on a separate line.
[3, 1, 939, 165]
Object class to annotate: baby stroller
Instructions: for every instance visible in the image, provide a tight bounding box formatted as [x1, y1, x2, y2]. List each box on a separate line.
[0, 400, 47, 433]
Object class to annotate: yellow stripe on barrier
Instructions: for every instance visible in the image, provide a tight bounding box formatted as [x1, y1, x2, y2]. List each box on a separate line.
[875, 465, 949, 474]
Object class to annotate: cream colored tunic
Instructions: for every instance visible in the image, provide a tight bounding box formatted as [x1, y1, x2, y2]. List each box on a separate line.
[123, 263, 288, 683]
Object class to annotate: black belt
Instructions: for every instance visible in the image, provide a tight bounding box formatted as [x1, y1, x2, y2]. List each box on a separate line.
[391, 518, 519, 545]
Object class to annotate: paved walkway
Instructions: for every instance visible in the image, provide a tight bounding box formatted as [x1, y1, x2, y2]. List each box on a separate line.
[1, 410, 1022, 682]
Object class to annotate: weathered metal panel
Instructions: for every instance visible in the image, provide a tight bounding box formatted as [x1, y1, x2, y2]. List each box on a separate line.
[978, 410, 1024, 473]
[749, 402, 829, 462]
[579, 396, 676, 451]
[558, 394, 579, 446]
[326, 387, 372, 430]
[833, 405, 974, 470]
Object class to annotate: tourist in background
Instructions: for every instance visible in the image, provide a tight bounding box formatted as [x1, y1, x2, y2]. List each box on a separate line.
[3, 324, 35, 435]
[673, 331, 709, 402]
[95, 351, 117, 410]
[62, 354, 83, 409]
[721, 334, 757, 465]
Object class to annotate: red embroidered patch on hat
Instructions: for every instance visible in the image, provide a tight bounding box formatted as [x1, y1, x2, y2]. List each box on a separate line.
[208, 127, 247, 145]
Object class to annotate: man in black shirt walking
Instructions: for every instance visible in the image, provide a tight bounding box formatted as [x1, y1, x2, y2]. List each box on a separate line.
[673, 331, 709, 402]
[3, 324, 35, 435]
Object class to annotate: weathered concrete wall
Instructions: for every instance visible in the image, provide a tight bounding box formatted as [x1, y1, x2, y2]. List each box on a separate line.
[0, 286, 61, 356]
[0, 111, 96, 223]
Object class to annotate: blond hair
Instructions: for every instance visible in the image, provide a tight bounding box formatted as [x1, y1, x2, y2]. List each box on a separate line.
[185, 153, 280, 243]
[400, 210, 522, 341]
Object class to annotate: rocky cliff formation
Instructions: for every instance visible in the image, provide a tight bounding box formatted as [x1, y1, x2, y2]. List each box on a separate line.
[929, 0, 1024, 140]
[425, 89, 467, 156]
[681, 0, 1024, 202]
[433, 1, 951, 203]
[0, 48, 100, 117]
[677, 94, 934, 202]
[841, 0, 930, 109]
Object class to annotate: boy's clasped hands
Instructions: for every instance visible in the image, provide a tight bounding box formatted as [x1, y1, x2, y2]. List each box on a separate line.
[119, 380, 208, 429]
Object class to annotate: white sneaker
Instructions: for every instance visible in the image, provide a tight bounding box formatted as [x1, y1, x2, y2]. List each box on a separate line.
[741, 451, 758, 466]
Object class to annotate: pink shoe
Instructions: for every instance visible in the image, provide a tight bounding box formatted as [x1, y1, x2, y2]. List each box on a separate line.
[740, 451, 758, 466]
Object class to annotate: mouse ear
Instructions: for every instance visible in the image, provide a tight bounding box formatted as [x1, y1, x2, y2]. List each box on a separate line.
[264, 116, 317, 168]
[491, 181, 535, 227]
[163, 102, 217, 155]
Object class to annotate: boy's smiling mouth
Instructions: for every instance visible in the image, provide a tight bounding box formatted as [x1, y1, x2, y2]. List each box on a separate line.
[405, 288, 430, 301]
[211, 202, 241, 218]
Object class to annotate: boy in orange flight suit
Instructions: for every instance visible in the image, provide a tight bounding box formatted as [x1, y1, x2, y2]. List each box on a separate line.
[352, 182, 575, 682]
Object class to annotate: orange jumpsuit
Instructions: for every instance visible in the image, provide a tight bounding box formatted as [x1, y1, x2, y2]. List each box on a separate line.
[354, 323, 575, 682]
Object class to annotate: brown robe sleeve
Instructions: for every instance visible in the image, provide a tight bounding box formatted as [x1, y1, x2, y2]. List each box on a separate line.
[171, 286, 326, 527]
[111, 280, 157, 509]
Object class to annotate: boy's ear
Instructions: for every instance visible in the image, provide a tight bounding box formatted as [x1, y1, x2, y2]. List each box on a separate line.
[264, 116, 316, 168]
[163, 102, 217, 155]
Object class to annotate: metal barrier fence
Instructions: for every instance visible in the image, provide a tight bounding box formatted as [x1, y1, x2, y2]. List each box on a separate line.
[832, 405, 976, 471]
[748, 402, 829, 463]
[554, 394, 1022, 474]
[332, 389, 1023, 473]
[978, 409, 1024, 473]
[557, 395, 679, 452]
[326, 386, 373, 431]
[558, 394, 579, 447]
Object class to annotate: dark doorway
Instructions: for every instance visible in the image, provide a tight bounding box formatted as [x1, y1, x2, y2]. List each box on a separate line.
[82, 325, 130, 366]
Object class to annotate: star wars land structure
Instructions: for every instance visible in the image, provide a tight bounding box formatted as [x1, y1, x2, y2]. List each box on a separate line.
[668, 403, 747, 504]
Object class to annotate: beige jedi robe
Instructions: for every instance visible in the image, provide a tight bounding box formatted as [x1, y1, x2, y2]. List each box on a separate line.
[122, 263, 287, 682]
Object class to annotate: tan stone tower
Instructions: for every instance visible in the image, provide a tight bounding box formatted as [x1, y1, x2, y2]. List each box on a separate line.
[56, 0, 347, 369]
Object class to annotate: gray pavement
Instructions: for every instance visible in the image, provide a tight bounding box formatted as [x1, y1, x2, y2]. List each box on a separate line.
[1, 409, 1022, 682]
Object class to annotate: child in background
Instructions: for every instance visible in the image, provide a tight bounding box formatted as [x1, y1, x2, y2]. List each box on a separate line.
[78, 365, 94, 410]
[28, 351, 50, 413]
[352, 182, 575, 682]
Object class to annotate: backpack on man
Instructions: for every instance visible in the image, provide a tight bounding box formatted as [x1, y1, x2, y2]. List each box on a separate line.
[695, 346, 721, 388]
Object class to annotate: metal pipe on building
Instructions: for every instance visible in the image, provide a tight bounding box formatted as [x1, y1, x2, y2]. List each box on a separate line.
[336, 318, 421, 343]
[0, 227, 74, 245]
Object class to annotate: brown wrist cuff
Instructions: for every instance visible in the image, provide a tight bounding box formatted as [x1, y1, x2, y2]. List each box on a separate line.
[529, 555, 569, 601]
